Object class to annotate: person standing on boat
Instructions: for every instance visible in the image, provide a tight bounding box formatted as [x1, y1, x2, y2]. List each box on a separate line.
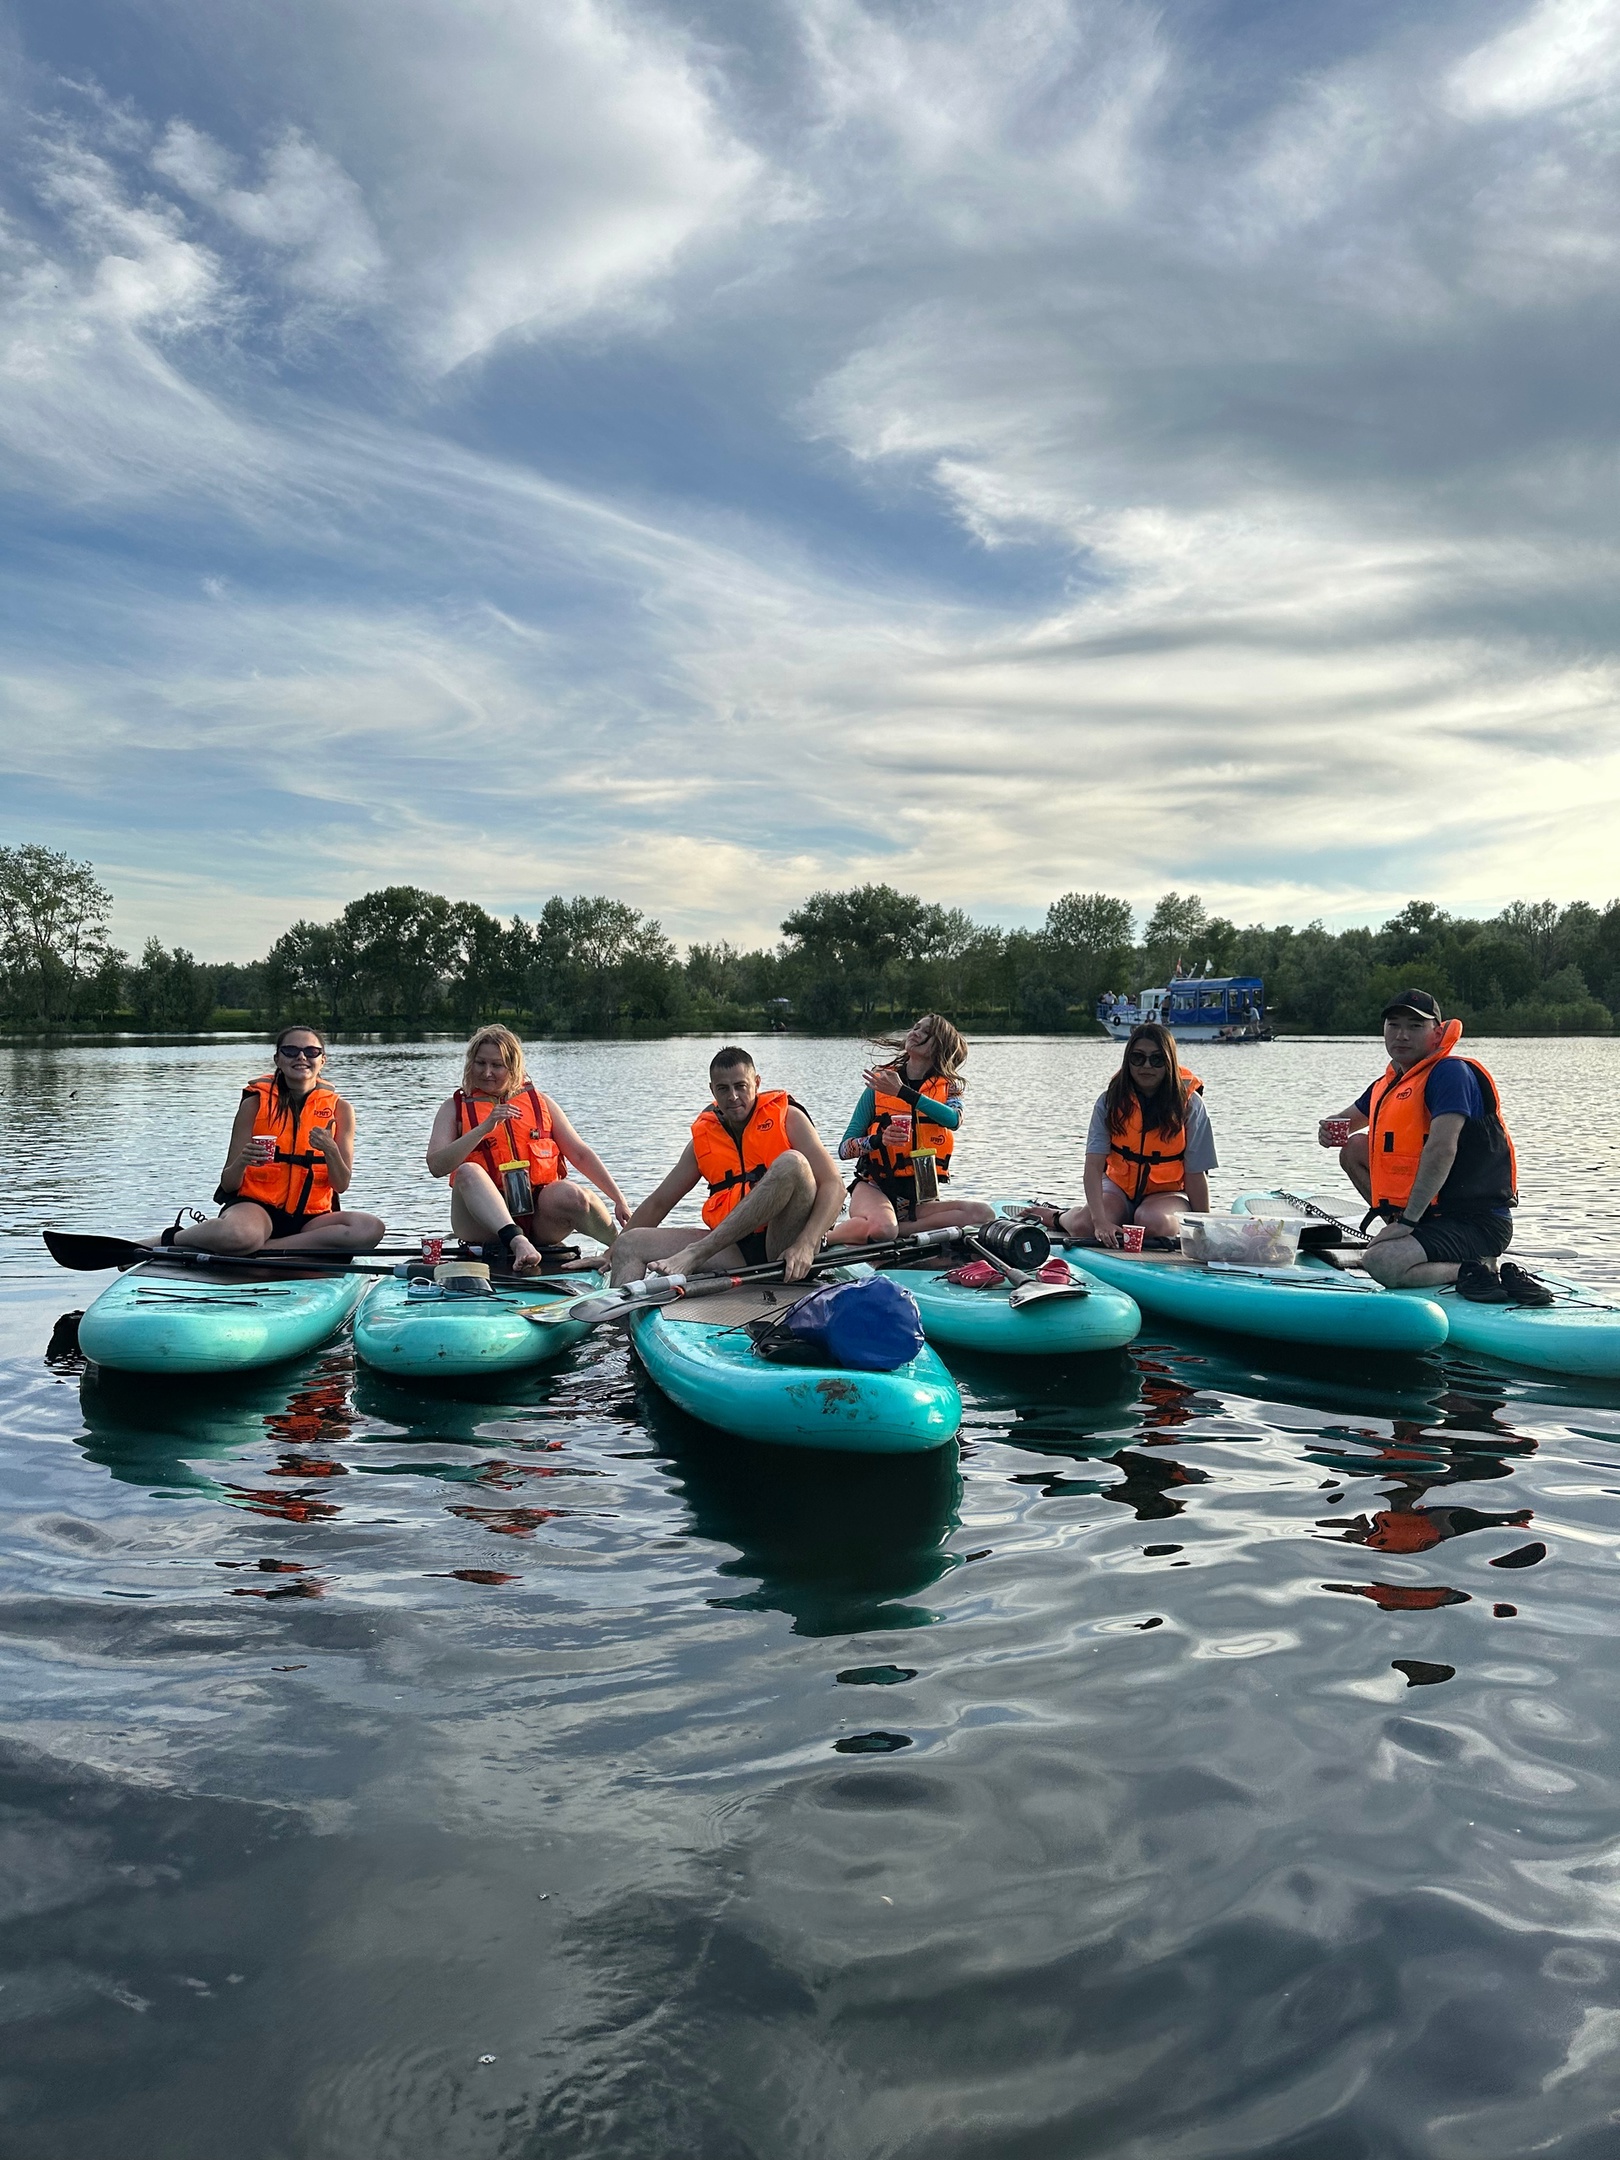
[826, 1014, 995, 1245]
[1320, 989, 1546, 1303]
[147, 1026, 386, 1257]
[426, 1025, 630, 1275]
[611, 1046, 846, 1284]
[1025, 1022, 1215, 1247]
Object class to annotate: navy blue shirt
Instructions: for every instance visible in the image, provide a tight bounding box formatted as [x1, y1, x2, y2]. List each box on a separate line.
[1355, 1058, 1485, 1122]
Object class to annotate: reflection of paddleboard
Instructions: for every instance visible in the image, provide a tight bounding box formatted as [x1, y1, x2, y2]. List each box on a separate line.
[353, 1271, 604, 1379]
[629, 1283, 961, 1454]
[885, 1262, 1140, 1358]
[1235, 1192, 1620, 1379]
[78, 1260, 371, 1375]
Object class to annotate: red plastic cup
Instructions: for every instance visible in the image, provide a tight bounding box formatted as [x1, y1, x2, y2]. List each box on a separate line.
[1119, 1224, 1146, 1253]
[1322, 1118, 1352, 1148]
[421, 1235, 444, 1264]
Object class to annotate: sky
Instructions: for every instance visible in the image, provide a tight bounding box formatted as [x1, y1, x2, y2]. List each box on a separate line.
[2, 0, 1618, 962]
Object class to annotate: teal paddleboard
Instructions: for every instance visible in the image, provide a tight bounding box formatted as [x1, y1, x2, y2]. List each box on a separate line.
[629, 1294, 961, 1453]
[353, 1270, 605, 1378]
[1064, 1236, 1449, 1354]
[78, 1260, 372, 1375]
[1233, 1192, 1620, 1378]
[886, 1260, 1141, 1357]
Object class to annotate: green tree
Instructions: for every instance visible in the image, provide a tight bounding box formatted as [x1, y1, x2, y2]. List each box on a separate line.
[0, 844, 116, 1024]
[129, 938, 217, 1029]
[781, 884, 930, 1023]
[1141, 892, 1209, 987]
[526, 896, 683, 1033]
[264, 919, 355, 1029]
[1042, 891, 1134, 1015]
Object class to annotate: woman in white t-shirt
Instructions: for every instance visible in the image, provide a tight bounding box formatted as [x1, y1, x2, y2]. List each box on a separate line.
[1027, 1023, 1217, 1248]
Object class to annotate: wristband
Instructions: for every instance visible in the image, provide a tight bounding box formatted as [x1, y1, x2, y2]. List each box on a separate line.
[1398, 1215, 1423, 1229]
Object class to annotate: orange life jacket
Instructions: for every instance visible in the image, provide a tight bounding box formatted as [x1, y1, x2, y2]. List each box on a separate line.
[1104, 1071, 1204, 1204]
[1364, 1021, 1517, 1217]
[454, 1083, 562, 1202]
[861, 1073, 958, 1190]
[692, 1088, 800, 1230]
[235, 1075, 340, 1218]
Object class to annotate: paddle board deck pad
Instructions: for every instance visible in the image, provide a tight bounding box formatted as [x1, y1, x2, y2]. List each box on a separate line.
[1234, 1192, 1620, 1378]
[629, 1284, 961, 1453]
[886, 1260, 1141, 1357]
[353, 1270, 606, 1378]
[77, 1260, 372, 1375]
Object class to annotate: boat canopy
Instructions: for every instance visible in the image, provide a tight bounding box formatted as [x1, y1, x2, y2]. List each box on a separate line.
[1098, 976, 1265, 1023]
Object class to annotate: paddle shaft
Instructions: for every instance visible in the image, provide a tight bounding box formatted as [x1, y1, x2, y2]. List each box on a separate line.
[533, 1225, 975, 1329]
[41, 1231, 573, 1293]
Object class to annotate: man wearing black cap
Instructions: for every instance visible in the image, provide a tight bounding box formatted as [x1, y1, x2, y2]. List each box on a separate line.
[1318, 989, 1549, 1304]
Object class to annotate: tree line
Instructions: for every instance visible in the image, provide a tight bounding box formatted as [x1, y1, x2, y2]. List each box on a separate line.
[2, 843, 1617, 1037]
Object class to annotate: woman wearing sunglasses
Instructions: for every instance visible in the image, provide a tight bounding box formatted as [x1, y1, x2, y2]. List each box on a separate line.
[149, 1025, 386, 1256]
[1026, 1022, 1215, 1248]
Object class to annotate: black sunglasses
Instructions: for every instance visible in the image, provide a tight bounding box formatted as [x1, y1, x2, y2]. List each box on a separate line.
[1127, 1049, 1167, 1066]
[278, 1044, 325, 1062]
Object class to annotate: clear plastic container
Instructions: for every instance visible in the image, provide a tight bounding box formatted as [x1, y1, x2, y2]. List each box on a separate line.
[1178, 1213, 1308, 1266]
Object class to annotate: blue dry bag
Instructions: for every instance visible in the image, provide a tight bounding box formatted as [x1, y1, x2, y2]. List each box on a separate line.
[763, 1274, 925, 1373]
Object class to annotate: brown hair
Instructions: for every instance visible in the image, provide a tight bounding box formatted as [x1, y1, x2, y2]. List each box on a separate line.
[709, 1045, 757, 1076]
[461, 1024, 527, 1100]
[270, 1023, 328, 1103]
[873, 1013, 968, 1087]
[1104, 1023, 1193, 1139]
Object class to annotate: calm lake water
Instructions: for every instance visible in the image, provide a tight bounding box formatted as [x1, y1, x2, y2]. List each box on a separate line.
[3, 1032, 1620, 2159]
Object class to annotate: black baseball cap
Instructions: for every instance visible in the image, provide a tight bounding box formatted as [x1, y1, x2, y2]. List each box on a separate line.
[1381, 988, 1442, 1021]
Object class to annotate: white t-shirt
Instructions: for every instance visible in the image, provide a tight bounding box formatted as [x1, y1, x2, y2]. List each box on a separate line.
[1085, 1090, 1218, 1174]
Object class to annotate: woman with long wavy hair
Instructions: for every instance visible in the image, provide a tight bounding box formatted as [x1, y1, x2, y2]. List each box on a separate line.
[425, 1025, 630, 1274]
[826, 1011, 995, 1245]
[1027, 1022, 1216, 1248]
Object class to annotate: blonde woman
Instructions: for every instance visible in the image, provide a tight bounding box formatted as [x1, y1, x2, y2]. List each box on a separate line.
[425, 1026, 630, 1273]
[826, 1012, 995, 1245]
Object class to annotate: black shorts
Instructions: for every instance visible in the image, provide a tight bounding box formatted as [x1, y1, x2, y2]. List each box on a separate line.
[736, 1231, 770, 1268]
[221, 1201, 334, 1242]
[1410, 1212, 1513, 1265]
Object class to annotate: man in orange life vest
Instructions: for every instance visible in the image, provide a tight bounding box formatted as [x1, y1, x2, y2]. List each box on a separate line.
[610, 1047, 846, 1286]
[1320, 988, 1548, 1305]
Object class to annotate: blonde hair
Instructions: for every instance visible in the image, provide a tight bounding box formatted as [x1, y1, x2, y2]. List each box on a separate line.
[461, 1025, 527, 1100]
[874, 1013, 968, 1087]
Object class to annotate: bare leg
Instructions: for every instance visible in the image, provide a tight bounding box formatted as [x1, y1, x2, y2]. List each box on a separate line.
[825, 1180, 897, 1246]
[1361, 1232, 1459, 1290]
[611, 1227, 746, 1287]
[1050, 1184, 1131, 1245]
[158, 1204, 276, 1256]
[265, 1210, 386, 1254]
[528, 1179, 619, 1250]
[650, 1152, 818, 1277]
[450, 1162, 544, 1273]
[911, 1196, 995, 1231]
[1135, 1191, 1191, 1243]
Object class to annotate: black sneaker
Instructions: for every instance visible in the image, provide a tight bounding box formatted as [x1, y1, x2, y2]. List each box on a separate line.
[1456, 1261, 1512, 1303]
[1499, 1263, 1555, 1308]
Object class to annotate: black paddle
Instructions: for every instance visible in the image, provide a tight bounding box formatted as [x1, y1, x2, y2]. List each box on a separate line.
[40, 1231, 569, 1294]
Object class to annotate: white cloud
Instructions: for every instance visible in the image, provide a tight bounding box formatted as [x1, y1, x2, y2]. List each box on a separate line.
[153, 123, 384, 302]
[1449, 0, 1620, 118]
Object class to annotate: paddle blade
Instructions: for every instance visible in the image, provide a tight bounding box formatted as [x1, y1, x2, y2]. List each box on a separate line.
[43, 1231, 148, 1272]
[1007, 1279, 1091, 1308]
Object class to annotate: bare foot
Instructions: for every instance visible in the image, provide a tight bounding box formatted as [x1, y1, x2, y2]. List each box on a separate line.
[649, 1242, 709, 1278]
[508, 1234, 545, 1275]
